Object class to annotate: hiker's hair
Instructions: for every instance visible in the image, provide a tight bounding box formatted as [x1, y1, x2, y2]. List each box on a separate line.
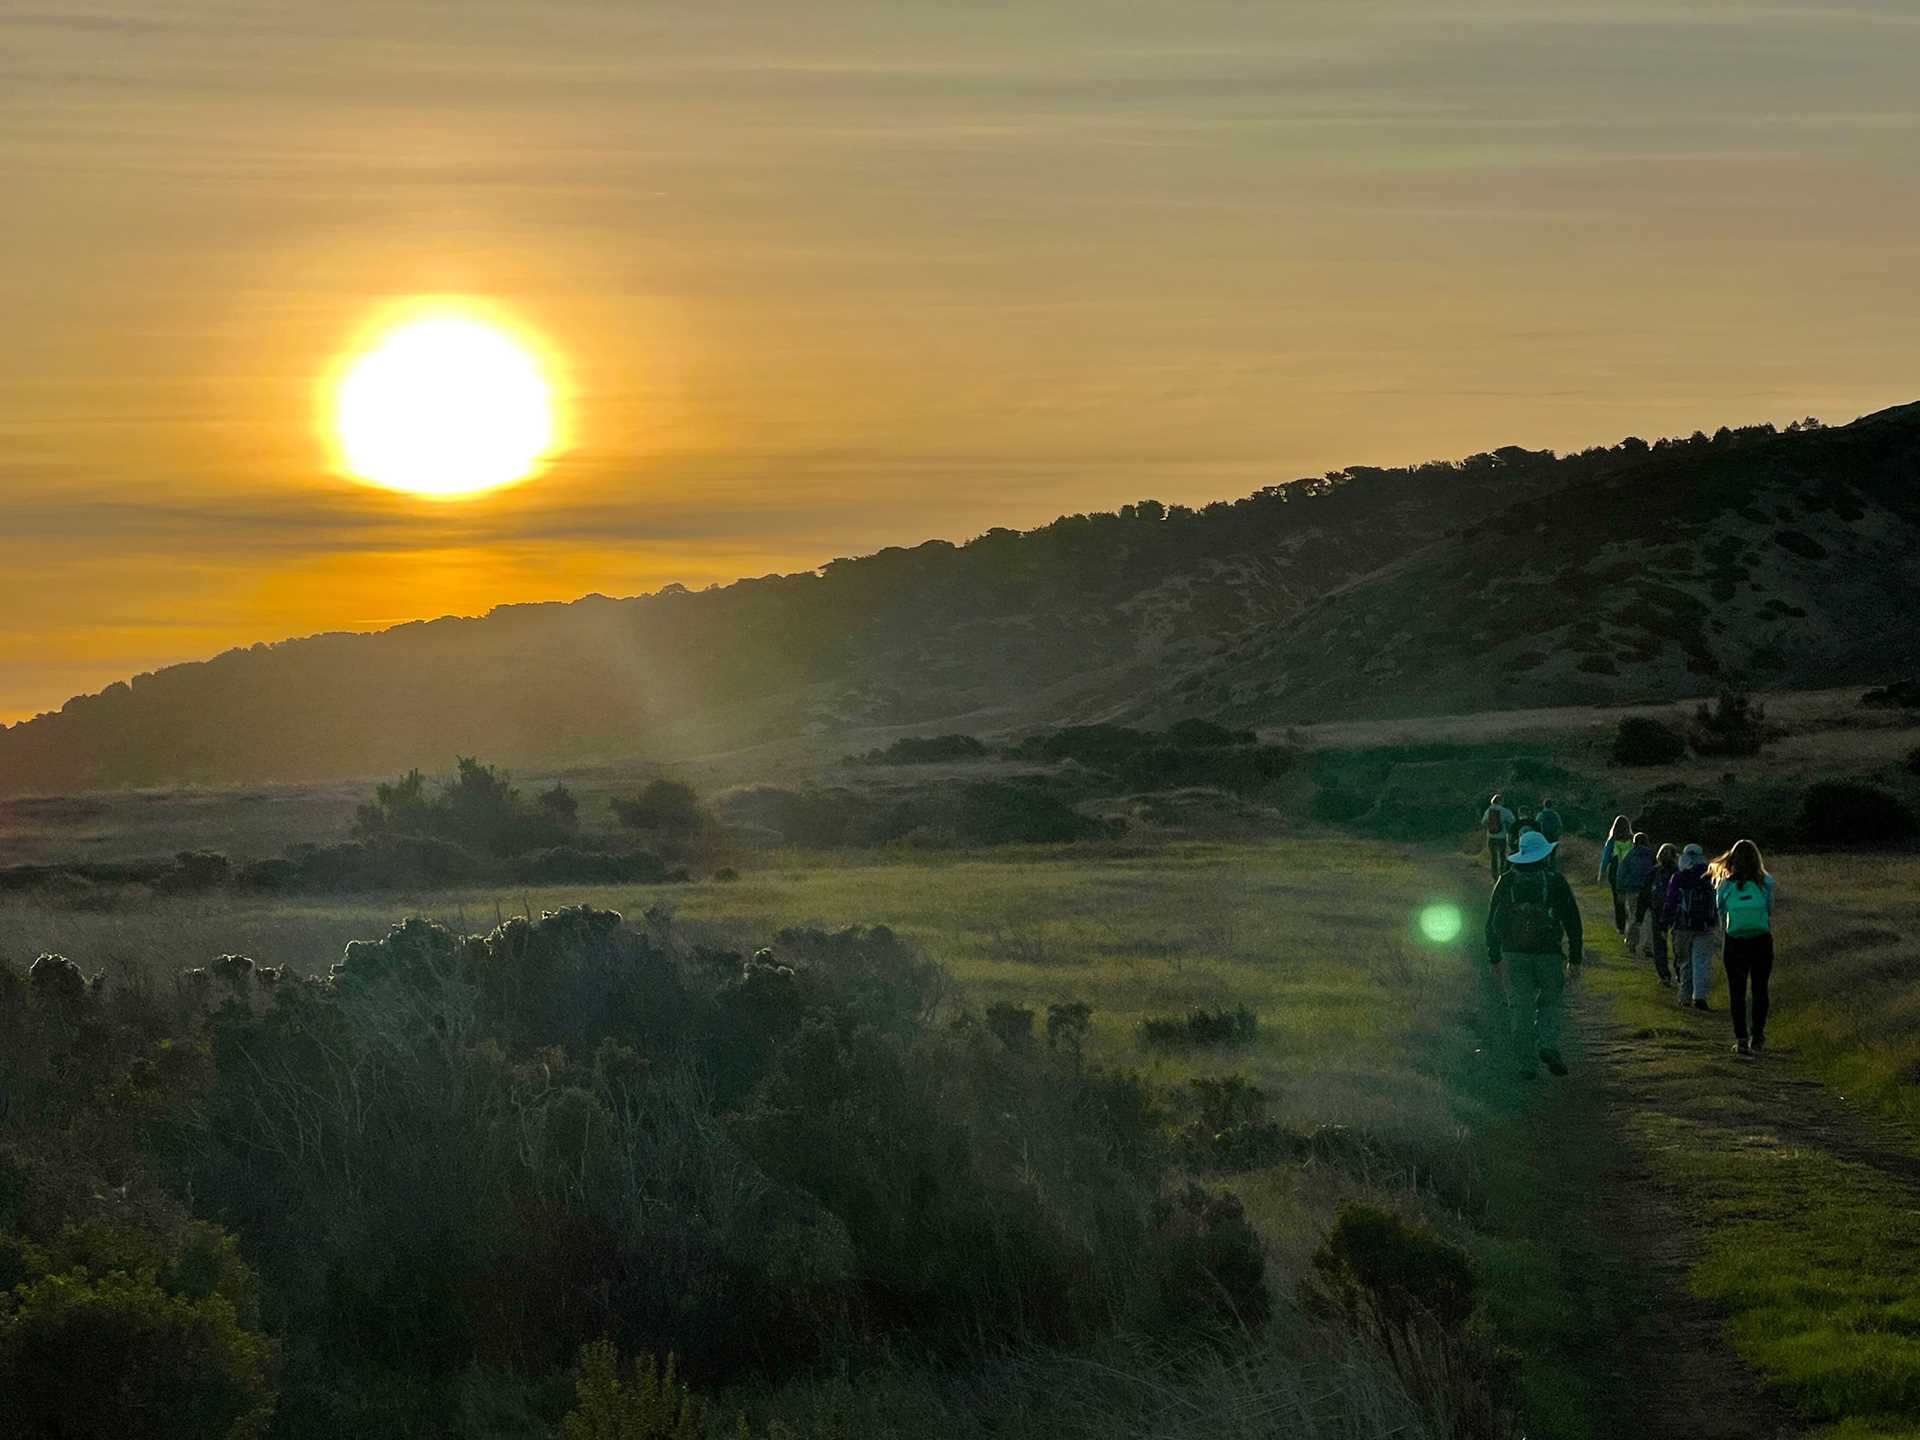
[1540, 797, 1554, 808]
[1632, 831, 1648, 845]
[1490, 793, 1502, 804]
[1707, 839, 1767, 887]
[1656, 843, 1679, 866]
[1607, 815, 1630, 841]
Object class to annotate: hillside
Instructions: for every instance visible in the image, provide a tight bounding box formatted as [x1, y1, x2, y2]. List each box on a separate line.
[3, 404, 1917, 793]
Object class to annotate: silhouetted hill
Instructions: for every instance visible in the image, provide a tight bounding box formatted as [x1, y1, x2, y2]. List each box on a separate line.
[4, 405, 1917, 793]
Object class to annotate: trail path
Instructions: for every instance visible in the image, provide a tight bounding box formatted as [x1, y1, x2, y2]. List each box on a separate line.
[1469, 873, 1920, 1440]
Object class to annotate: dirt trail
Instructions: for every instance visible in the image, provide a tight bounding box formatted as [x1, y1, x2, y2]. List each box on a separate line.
[1473, 877, 1920, 1440]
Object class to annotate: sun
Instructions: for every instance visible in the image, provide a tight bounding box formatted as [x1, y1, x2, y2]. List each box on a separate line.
[330, 306, 558, 499]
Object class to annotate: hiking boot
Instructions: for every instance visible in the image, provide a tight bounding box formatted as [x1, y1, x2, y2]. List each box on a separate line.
[1692, 999, 1711, 1012]
[1750, 1035, 1765, 1056]
[1734, 1038, 1752, 1058]
[1538, 1046, 1568, 1077]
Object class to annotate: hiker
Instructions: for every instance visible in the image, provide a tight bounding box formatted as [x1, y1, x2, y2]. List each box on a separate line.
[1597, 815, 1633, 933]
[1710, 839, 1776, 1057]
[1483, 793, 1515, 878]
[1486, 829, 1585, 1078]
[1535, 799, 1564, 845]
[1639, 843, 1681, 985]
[1662, 843, 1718, 1010]
[1615, 832, 1657, 952]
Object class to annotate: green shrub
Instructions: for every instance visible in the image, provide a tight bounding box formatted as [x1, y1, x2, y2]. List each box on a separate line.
[563, 1340, 704, 1440]
[1044, 1001, 1093, 1057]
[1905, 745, 1920, 777]
[855, 734, 989, 765]
[0, 1221, 278, 1440]
[1145, 1183, 1270, 1333]
[1862, 680, 1920, 709]
[1304, 1203, 1516, 1439]
[1611, 716, 1688, 766]
[612, 779, 704, 836]
[1798, 781, 1918, 844]
[984, 1001, 1035, 1049]
[1135, 1005, 1258, 1048]
[1690, 689, 1767, 758]
[1310, 785, 1370, 822]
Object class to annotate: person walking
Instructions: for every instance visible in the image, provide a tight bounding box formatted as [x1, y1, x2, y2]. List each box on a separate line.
[1597, 816, 1633, 933]
[1483, 793, 1516, 879]
[1486, 829, 1585, 1078]
[1663, 843, 1718, 1011]
[1710, 839, 1776, 1057]
[1615, 832, 1657, 953]
[1536, 799, 1564, 844]
[1640, 843, 1681, 986]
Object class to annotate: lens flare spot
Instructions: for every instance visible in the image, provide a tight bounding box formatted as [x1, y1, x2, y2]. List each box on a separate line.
[1418, 902, 1464, 945]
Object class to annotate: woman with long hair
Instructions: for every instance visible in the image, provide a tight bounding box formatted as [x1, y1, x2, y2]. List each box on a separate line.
[1597, 815, 1633, 934]
[1709, 839, 1776, 1057]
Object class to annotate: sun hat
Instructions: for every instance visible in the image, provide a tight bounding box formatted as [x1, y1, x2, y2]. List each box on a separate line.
[1680, 843, 1706, 867]
[1507, 831, 1556, 866]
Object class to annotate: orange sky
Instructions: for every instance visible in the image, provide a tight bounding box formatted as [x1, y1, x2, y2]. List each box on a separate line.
[5, 2, 1919, 722]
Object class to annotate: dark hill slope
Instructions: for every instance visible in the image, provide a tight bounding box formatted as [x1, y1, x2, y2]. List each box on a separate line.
[3, 406, 1916, 792]
[1143, 403, 1920, 726]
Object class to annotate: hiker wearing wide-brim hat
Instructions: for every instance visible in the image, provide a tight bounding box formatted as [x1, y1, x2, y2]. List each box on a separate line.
[1486, 831, 1585, 1078]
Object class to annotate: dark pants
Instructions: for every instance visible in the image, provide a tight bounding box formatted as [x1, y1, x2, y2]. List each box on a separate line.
[1610, 886, 1629, 934]
[1723, 933, 1775, 1042]
[1488, 837, 1505, 878]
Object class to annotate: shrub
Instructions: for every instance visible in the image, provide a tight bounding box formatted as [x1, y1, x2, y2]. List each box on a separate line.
[612, 780, 704, 836]
[1044, 1001, 1093, 1058]
[1862, 679, 1920, 708]
[856, 734, 989, 765]
[514, 846, 668, 885]
[1690, 688, 1767, 758]
[1303, 1203, 1517, 1439]
[1612, 716, 1688, 766]
[1798, 781, 1918, 844]
[0, 1221, 278, 1440]
[354, 757, 574, 857]
[984, 1001, 1035, 1050]
[563, 1340, 704, 1440]
[1164, 718, 1257, 747]
[1145, 1183, 1270, 1333]
[1907, 746, 1920, 778]
[1136, 1005, 1258, 1048]
[1311, 785, 1370, 822]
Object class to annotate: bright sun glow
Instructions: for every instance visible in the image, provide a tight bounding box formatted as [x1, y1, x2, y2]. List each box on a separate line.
[333, 309, 557, 499]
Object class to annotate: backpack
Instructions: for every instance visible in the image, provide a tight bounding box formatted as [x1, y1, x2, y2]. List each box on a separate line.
[1502, 871, 1564, 953]
[1724, 881, 1771, 937]
[1672, 870, 1715, 931]
[1617, 845, 1655, 895]
[1485, 808, 1505, 835]
[1537, 808, 1563, 842]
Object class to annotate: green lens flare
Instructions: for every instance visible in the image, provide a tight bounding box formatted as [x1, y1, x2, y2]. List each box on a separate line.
[1418, 903, 1464, 945]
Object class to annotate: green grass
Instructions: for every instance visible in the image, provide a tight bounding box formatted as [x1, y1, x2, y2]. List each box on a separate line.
[1588, 876, 1920, 1440]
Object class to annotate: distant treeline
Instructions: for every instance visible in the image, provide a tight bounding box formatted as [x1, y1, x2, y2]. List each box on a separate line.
[6, 405, 1907, 793]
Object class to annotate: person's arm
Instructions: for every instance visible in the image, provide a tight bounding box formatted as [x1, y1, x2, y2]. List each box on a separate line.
[1554, 876, 1584, 964]
[1486, 876, 1509, 966]
[1765, 873, 1776, 915]
[1599, 842, 1616, 886]
[1662, 872, 1682, 927]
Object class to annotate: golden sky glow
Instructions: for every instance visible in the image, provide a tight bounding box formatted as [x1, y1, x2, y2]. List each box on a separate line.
[4, 2, 1920, 721]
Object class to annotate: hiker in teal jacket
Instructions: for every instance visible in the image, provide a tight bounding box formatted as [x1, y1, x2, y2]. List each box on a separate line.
[1709, 839, 1777, 1057]
[1487, 830, 1585, 1078]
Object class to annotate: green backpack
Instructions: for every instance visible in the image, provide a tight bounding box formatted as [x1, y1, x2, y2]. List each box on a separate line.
[1724, 881, 1771, 938]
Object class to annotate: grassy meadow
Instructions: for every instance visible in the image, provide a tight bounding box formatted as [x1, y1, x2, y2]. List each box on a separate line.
[7, 761, 1920, 1438]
